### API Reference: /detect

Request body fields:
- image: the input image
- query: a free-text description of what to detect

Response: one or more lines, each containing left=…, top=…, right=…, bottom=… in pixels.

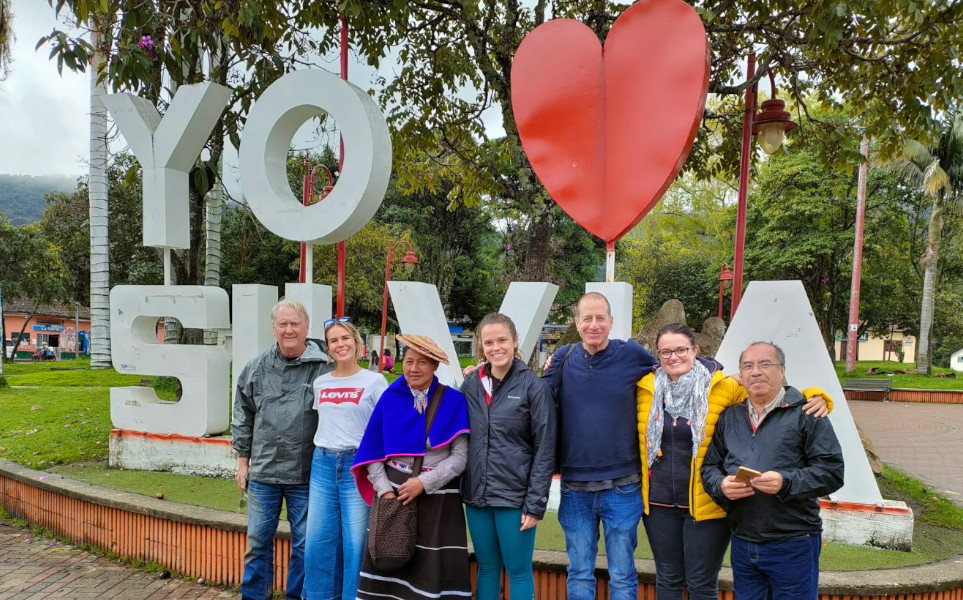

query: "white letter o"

left=239, top=70, right=392, bottom=243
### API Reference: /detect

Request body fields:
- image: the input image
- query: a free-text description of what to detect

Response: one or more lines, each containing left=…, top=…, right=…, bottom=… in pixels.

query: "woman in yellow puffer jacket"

left=636, top=323, right=830, bottom=600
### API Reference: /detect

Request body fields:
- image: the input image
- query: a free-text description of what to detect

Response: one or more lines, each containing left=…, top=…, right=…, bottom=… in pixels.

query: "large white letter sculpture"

left=239, top=69, right=392, bottom=243
left=103, top=82, right=232, bottom=249
left=388, top=281, right=560, bottom=387
left=110, top=286, right=231, bottom=437
left=715, top=281, right=879, bottom=503
left=108, top=70, right=392, bottom=437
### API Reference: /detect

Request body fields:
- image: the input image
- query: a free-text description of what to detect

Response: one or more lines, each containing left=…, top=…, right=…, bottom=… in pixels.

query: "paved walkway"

left=849, top=399, right=963, bottom=505
left=0, top=519, right=238, bottom=600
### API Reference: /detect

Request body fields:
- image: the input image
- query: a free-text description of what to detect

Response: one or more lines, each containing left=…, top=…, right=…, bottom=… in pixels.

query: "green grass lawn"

left=3, top=357, right=963, bottom=571
left=834, top=360, right=963, bottom=390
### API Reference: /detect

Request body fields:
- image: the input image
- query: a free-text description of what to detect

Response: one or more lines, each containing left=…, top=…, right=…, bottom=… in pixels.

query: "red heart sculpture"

left=511, top=0, right=710, bottom=243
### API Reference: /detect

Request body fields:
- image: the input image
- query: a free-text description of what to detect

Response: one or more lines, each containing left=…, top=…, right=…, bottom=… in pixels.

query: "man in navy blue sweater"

left=542, top=292, right=658, bottom=600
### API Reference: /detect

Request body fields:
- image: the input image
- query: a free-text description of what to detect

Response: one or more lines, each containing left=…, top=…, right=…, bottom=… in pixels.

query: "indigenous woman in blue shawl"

left=351, top=334, right=471, bottom=600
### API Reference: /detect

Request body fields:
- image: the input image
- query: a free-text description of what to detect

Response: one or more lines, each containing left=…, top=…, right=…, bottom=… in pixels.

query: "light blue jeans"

left=465, top=506, right=537, bottom=600
left=558, top=481, right=644, bottom=600
left=303, top=447, right=370, bottom=600
left=241, top=480, right=309, bottom=600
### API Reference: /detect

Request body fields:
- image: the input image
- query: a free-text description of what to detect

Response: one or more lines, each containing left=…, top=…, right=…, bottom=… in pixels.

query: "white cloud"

left=0, top=0, right=89, bottom=176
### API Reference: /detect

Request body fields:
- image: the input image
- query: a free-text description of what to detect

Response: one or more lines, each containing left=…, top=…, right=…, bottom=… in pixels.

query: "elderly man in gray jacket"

left=232, top=299, right=333, bottom=600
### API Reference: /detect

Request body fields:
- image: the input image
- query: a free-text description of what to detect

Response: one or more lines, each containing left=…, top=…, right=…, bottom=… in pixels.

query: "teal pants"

left=465, top=505, right=538, bottom=600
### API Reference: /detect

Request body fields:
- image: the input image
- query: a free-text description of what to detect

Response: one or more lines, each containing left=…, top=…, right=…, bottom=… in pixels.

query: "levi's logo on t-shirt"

left=318, top=388, right=364, bottom=404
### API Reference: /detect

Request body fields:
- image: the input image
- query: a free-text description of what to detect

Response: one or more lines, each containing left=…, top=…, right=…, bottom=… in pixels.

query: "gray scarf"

left=645, top=359, right=713, bottom=468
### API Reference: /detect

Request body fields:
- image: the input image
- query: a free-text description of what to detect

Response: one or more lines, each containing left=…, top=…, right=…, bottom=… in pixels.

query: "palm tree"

left=89, top=25, right=112, bottom=369
left=893, top=110, right=963, bottom=374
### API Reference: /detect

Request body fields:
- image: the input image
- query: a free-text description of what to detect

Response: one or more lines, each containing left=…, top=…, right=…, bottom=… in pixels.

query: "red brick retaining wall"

left=844, top=388, right=963, bottom=404
left=1, top=460, right=961, bottom=599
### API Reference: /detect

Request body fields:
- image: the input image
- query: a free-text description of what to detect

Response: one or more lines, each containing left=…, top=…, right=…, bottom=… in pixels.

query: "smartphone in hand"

left=735, top=466, right=762, bottom=483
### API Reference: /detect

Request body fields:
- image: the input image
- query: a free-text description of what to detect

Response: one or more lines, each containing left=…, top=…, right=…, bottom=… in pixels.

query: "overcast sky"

left=0, top=1, right=505, bottom=183
left=1, top=1, right=89, bottom=176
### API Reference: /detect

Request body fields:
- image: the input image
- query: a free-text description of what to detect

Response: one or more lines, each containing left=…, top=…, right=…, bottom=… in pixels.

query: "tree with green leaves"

left=41, top=0, right=310, bottom=346
left=39, top=154, right=164, bottom=307
left=0, top=220, right=71, bottom=361
left=233, top=0, right=963, bottom=282
left=744, top=102, right=955, bottom=359
left=377, top=179, right=502, bottom=324
left=892, top=110, right=963, bottom=374
left=618, top=172, right=734, bottom=330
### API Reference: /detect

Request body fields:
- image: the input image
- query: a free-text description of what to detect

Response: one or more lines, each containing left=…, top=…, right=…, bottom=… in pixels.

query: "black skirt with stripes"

left=357, top=465, right=471, bottom=600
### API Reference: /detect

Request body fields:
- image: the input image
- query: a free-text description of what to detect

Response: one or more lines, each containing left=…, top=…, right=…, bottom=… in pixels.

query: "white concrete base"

left=820, top=498, right=914, bottom=551
left=109, top=429, right=237, bottom=479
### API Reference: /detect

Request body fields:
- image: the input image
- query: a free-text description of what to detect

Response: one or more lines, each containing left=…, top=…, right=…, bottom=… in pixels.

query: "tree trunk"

left=203, top=153, right=224, bottom=345
left=521, top=209, right=553, bottom=282
left=88, top=28, right=112, bottom=369
left=917, top=251, right=937, bottom=374
left=203, top=39, right=227, bottom=346
left=916, top=201, right=942, bottom=375
left=12, top=301, right=40, bottom=362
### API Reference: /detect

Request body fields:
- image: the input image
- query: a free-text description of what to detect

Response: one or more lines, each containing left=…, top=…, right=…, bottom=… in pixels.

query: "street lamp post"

left=299, top=161, right=334, bottom=284
left=730, top=54, right=798, bottom=319
left=718, top=263, right=734, bottom=319
left=379, top=239, right=419, bottom=372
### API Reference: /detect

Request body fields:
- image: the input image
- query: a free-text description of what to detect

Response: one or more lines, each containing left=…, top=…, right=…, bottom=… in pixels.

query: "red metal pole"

left=299, top=159, right=311, bottom=283
left=378, top=241, right=393, bottom=373
left=718, top=278, right=725, bottom=320
left=730, top=52, right=756, bottom=319
left=336, top=14, right=348, bottom=317
left=846, top=136, right=870, bottom=372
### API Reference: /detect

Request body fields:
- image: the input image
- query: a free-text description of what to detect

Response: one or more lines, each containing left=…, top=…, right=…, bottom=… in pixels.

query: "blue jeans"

left=304, top=447, right=370, bottom=600
left=558, top=481, right=644, bottom=600
left=730, top=533, right=822, bottom=600
left=241, top=480, right=310, bottom=600
left=642, top=505, right=731, bottom=600
left=465, top=506, right=537, bottom=600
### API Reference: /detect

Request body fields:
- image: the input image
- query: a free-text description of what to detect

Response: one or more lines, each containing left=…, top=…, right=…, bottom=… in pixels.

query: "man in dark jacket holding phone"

left=701, top=341, right=844, bottom=600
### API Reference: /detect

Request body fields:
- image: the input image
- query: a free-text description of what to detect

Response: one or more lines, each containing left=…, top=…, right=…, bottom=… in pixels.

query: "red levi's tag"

left=317, top=388, right=364, bottom=405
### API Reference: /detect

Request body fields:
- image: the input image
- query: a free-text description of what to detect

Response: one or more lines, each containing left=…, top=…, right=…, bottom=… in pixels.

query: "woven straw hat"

left=396, top=334, right=450, bottom=365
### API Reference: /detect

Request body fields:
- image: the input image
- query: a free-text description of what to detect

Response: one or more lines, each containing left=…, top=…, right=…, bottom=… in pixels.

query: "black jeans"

left=642, top=505, right=731, bottom=600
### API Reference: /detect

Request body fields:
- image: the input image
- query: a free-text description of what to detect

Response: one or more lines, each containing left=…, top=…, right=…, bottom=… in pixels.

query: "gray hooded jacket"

left=232, top=339, right=332, bottom=485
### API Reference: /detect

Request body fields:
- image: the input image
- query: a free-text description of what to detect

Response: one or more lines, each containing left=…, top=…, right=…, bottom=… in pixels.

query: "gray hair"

left=739, top=341, right=786, bottom=366
left=270, top=298, right=310, bottom=326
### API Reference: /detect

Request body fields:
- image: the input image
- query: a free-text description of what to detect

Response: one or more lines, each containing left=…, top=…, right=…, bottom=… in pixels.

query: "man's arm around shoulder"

left=626, top=338, right=658, bottom=373
left=540, top=344, right=572, bottom=389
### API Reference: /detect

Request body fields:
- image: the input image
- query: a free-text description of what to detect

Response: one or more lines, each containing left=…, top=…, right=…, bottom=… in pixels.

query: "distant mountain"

left=0, top=174, right=79, bottom=226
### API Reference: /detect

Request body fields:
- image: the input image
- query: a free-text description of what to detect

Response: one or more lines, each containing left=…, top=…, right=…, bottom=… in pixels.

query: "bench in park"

left=843, top=378, right=892, bottom=402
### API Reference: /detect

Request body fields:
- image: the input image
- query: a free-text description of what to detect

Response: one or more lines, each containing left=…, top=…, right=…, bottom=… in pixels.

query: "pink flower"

left=140, top=35, right=157, bottom=59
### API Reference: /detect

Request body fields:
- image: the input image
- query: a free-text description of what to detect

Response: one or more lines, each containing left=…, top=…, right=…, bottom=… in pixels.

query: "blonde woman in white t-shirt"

left=304, top=318, right=389, bottom=600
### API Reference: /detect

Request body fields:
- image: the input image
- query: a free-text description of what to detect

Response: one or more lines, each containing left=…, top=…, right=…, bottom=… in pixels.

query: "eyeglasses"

left=323, top=316, right=351, bottom=327
left=739, top=361, right=783, bottom=371
left=656, top=346, right=694, bottom=360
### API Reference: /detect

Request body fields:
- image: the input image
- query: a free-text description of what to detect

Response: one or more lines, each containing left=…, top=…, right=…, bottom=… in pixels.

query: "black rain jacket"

left=461, top=358, right=557, bottom=519
left=700, top=386, right=845, bottom=542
